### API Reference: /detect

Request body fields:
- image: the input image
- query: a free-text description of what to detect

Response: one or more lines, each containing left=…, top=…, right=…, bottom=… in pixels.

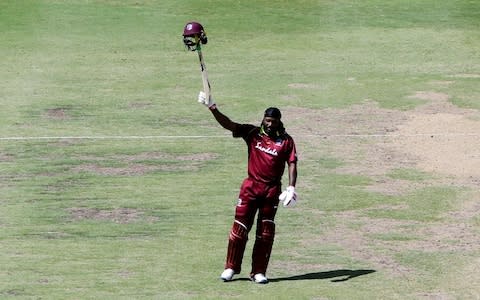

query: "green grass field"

left=1, top=1, right=480, bottom=299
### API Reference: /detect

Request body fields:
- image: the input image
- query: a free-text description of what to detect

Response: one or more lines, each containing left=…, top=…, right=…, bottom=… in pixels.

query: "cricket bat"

left=197, top=45, right=211, bottom=102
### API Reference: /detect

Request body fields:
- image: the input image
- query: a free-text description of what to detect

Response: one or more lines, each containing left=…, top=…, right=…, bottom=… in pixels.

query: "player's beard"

left=261, top=119, right=285, bottom=138
left=261, top=123, right=277, bottom=138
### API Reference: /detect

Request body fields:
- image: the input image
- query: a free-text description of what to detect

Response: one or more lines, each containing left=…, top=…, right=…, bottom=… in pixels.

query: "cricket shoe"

left=251, top=273, right=268, bottom=284
left=220, top=268, right=235, bottom=282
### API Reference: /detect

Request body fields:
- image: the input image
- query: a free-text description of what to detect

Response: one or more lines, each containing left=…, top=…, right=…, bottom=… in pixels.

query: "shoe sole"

left=253, top=280, right=268, bottom=284
left=251, top=277, right=268, bottom=284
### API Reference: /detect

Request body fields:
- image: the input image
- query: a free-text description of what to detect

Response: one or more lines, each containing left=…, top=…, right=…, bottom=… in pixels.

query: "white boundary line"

left=304, top=133, right=480, bottom=138
left=0, top=135, right=231, bottom=141
left=0, top=133, right=479, bottom=141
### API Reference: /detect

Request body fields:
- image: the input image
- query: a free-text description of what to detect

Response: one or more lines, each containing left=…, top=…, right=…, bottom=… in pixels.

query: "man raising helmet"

left=198, top=92, right=298, bottom=284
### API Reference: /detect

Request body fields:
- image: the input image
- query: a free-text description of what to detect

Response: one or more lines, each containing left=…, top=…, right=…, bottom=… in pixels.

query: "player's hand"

left=279, top=186, right=297, bottom=208
left=198, top=91, right=216, bottom=109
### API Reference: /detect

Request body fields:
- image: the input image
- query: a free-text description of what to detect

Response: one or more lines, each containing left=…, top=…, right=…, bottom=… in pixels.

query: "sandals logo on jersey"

left=255, top=141, right=278, bottom=156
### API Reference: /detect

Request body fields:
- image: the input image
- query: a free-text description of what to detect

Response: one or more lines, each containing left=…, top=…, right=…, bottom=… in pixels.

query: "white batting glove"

left=198, top=91, right=216, bottom=108
left=279, top=186, right=297, bottom=208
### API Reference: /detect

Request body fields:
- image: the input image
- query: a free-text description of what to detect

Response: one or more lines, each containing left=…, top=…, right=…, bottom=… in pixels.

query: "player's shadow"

left=269, top=269, right=376, bottom=283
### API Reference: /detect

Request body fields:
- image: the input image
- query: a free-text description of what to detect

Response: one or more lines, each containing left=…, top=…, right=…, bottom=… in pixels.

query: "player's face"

left=262, top=117, right=280, bottom=136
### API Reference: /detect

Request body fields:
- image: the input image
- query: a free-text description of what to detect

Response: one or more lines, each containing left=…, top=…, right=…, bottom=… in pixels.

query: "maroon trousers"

left=224, top=178, right=281, bottom=276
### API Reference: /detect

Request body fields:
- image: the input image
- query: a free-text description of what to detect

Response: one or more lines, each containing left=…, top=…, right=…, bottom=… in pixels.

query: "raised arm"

left=209, top=106, right=238, bottom=132
left=198, top=91, right=238, bottom=132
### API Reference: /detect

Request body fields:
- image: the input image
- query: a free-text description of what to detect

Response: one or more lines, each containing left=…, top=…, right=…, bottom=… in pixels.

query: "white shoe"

left=252, top=273, right=268, bottom=284
left=220, top=268, right=235, bottom=281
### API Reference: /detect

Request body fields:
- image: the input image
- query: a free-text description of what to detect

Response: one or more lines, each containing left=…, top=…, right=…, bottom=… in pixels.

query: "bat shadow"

left=269, top=269, right=376, bottom=283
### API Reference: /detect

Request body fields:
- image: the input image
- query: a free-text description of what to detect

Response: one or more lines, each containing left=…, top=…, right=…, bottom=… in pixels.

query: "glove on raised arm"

left=198, top=91, right=216, bottom=109
left=279, top=186, right=297, bottom=208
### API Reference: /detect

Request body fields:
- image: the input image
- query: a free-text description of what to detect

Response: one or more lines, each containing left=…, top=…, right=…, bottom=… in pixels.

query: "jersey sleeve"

left=232, top=124, right=257, bottom=140
left=286, top=136, right=298, bottom=164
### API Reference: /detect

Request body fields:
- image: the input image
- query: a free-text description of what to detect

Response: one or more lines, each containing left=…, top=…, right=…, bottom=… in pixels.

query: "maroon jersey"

left=233, top=124, right=297, bottom=185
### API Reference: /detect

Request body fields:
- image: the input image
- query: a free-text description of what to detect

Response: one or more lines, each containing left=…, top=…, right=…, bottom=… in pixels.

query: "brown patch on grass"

left=115, top=152, right=217, bottom=162
left=408, top=91, right=449, bottom=102
left=285, top=95, right=480, bottom=194
left=117, top=270, right=135, bottom=279
left=429, top=80, right=455, bottom=86
left=409, top=91, right=478, bottom=116
left=363, top=179, right=424, bottom=196
left=281, top=90, right=479, bottom=279
left=367, top=200, right=480, bottom=254
left=285, top=102, right=416, bottom=194
left=67, top=207, right=155, bottom=224
left=449, top=73, right=480, bottom=78
left=286, top=101, right=406, bottom=137
left=72, top=152, right=218, bottom=175
left=72, top=163, right=165, bottom=176
left=128, top=101, right=153, bottom=109
left=416, top=292, right=453, bottom=300
left=390, top=94, right=480, bottom=186
left=288, top=83, right=321, bottom=89
left=44, top=107, right=70, bottom=120
left=0, top=153, right=14, bottom=162
left=316, top=206, right=480, bottom=276
left=318, top=211, right=415, bottom=276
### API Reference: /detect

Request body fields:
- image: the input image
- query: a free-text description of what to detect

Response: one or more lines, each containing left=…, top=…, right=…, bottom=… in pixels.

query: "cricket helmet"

left=183, top=21, right=207, bottom=51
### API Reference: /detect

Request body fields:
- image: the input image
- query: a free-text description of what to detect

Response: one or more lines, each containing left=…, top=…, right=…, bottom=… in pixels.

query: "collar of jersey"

left=260, top=126, right=281, bottom=139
